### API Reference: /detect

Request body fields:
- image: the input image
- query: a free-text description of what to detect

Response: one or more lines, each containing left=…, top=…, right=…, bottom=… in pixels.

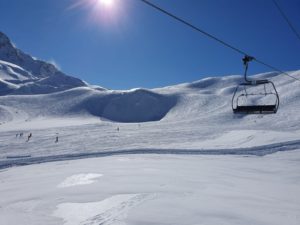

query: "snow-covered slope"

left=0, top=31, right=300, bottom=159
left=0, top=32, right=300, bottom=225
left=1, top=30, right=299, bottom=125
left=1, top=69, right=299, bottom=124
left=0, top=87, right=177, bottom=123
left=0, top=69, right=300, bottom=163
left=0, top=32, right=87, bottom=95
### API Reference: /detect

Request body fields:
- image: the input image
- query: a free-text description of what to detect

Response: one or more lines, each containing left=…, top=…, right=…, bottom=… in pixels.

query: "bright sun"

left=97, top=0, right=114, bottom=7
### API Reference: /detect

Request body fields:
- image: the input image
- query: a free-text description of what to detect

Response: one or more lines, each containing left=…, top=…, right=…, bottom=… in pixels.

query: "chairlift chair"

left=232, top=56, right=279, bottom=114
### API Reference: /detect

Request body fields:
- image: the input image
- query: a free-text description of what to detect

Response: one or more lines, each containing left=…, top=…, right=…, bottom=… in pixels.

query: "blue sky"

left=1, top=0, right=300, bottom=89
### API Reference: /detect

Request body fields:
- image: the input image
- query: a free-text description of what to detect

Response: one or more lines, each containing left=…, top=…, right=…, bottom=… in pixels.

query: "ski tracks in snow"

left=53, top=193, right=155, bottom=225
left=1, top=139, right=300, bottom=169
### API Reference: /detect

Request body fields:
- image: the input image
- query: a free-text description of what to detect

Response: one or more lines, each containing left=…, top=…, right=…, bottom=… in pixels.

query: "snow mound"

left=0, top=87, right=178, bottom=123
left=70, top=88, right=178, bottom=122
left=59, top=88, right=178, bottom=122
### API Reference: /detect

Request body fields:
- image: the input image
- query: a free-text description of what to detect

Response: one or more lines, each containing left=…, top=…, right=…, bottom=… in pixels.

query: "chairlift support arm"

left=243, top=55, right=255, bottom=83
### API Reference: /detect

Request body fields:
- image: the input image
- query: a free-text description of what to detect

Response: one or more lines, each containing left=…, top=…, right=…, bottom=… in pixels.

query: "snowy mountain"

left=1, top=68, right=300, bottom=124
left=2, top=31, right=299, bottom=124
left=0, top=32, right=87, bottom=95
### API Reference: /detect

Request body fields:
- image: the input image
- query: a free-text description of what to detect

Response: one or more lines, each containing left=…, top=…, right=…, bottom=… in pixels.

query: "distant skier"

left=117, top=127, right=120, bottom=132
left=16, top=133, right=18, bottom=138
left=55, top=136, right=58, bottom=143
left=20, top=132, right=23, bottom=138
left=27, top=133, right=32, bottom=142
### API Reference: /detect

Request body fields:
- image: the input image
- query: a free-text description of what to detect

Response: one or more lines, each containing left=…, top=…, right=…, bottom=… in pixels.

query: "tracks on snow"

left=1, top=139, right=300, bottom=169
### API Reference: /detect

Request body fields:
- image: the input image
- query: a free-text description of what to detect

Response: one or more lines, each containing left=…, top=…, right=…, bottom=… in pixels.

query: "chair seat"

left=233, top=105, right=277, bottom=113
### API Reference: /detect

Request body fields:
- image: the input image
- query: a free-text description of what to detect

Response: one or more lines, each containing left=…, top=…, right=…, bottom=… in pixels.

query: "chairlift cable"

left=139, top=0, right=300, bottom=82
left=253, top=58, right=300, bottom=81
left=140, top=0, right=247, bottom=56
left=272, top=0, right=300, bottom=42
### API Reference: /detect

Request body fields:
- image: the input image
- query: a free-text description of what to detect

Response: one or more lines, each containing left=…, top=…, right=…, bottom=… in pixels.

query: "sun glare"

left=97, top=0, right=114, bottom=7
left=68, top=0, right=125, bottom=28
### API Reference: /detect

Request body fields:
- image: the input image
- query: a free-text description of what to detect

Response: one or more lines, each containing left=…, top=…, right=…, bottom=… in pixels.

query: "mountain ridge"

left=0, top=31, right=87, bottom=95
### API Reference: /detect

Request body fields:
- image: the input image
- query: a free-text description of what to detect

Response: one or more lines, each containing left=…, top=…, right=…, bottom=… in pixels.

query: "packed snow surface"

left=1, top=153, right=300, bottom=225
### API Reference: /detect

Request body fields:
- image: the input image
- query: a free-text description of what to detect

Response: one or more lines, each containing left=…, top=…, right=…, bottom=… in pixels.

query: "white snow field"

left=0, top=31, right=300, bottom=224
left=1, top=153, right=300, bottom=225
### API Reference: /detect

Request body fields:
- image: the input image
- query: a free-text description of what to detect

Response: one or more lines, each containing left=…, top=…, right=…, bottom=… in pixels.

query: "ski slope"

left=0, top=32, right=300, bottom=225
left=1, top=61, right=300, bottom=225
left=1, top=69, right=300, bottom=166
